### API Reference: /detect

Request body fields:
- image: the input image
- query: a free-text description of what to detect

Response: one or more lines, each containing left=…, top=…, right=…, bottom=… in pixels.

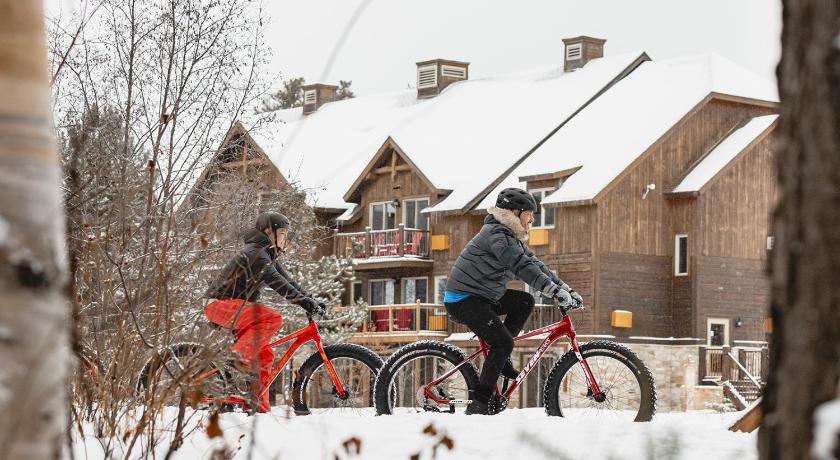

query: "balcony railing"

left=360, top=303, right=448, bottom=334
left=335, top=224, right=430, bottom=259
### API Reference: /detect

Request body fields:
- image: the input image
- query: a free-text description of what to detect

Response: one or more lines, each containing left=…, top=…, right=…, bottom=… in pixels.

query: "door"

left=708, top=318, right=729, bottom=346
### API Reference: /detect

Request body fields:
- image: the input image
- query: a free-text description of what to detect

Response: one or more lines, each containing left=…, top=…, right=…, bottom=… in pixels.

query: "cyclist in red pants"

left=205, top=212, right=325, bottom=413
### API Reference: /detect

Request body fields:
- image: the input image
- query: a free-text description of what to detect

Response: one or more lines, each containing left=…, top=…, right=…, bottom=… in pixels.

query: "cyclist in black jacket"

left=444, top=188, right=582, bottom=415
left=204, top=212, right=324, bottom=412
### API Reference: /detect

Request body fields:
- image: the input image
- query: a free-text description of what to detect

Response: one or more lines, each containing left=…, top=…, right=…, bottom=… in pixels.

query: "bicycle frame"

left=196, top=319, right=347, bottom=406
left=422, top=313, right=604, bottom=406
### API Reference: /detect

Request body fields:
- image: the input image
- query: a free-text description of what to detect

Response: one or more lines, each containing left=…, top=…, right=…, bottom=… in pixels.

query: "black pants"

left=445, top=290, right=535, bottom=388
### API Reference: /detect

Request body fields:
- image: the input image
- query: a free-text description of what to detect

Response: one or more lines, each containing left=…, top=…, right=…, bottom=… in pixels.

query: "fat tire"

left=292, top=343, right=384, bottom=415
left=135, top=342, right=206, bottom=393
left=374, top=340, right=480, bottom=415
left=543, top=340, right=657, bottom=421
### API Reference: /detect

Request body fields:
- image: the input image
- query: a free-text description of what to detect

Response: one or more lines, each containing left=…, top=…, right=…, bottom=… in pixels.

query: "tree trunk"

left=0, top=2, right=70, bottom=459
left=758, top=1, right=840, bottom=459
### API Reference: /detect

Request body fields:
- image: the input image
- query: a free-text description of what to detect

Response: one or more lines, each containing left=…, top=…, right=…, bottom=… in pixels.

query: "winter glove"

left=298, top=297, right=326, bottom=316
left=568, top=289, right=584, bottom=309
left=553, top=289, right=573, bottom=308
left=542, top=283, right=572, bottom=307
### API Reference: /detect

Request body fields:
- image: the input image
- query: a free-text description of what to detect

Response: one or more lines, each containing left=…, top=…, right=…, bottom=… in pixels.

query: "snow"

left=672, top=115, right=778, bottom=193
left=71, top=407, right=759, bottom=459
left=352, top=256, right=434, bottom=265
left=477, top=53, right=779, bottom=210
left=247, top=52, right=647, bottom=212
left=813, top=383, right=840, bottom=459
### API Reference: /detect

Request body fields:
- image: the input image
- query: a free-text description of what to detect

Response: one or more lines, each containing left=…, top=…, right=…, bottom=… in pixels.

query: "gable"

left=343, top=137, right=441, bottom=204
left=187, top=122, right=288, bottom=212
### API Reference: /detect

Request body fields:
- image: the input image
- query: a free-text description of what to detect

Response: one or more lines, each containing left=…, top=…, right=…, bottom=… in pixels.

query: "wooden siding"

left=598, top=253, right=673, bottom=338
left=698, top=134, right=777, bottom=259
left=596, top=99, right=776, bottom=256
left=668, top=198, right=695, bottom=337
left=339, top=148, right=439, bottom=234
left=694, top=256, right=770, bottom=342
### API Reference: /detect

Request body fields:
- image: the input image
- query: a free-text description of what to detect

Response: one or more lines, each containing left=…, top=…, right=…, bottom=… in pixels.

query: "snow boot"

left=501, top=359, right=519, bottom=380
left=465, top=384, right=494, bottom=415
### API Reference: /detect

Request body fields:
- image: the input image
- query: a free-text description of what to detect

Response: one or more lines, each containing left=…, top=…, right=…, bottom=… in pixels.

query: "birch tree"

left=0, top=2, right=69, bottom=459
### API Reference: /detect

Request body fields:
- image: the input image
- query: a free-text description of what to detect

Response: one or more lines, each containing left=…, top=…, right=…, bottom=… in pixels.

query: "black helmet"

left=255, top=212, right=290, bottom=232
left=496, top=188, right=537, bottom=212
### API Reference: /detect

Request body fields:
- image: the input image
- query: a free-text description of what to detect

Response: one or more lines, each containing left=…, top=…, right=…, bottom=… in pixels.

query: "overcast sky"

left=46, top=0, right=782, bottom=97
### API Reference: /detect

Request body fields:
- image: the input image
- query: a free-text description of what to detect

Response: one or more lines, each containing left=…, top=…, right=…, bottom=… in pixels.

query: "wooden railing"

left=699, top=345, right=769, bottom=384
left=361, top=303, right=448, bottom=334
left=334, top=224, right=430, bottom=259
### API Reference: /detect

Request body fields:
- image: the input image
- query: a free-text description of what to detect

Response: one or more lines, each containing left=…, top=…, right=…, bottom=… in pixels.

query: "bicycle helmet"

left=255, top=212, right=290, bottom=232
left=495, top=188, right=537, bottom=212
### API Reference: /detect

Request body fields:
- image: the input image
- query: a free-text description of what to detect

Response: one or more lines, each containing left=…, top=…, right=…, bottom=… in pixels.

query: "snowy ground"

left=73, top=407, right=756, bottom=460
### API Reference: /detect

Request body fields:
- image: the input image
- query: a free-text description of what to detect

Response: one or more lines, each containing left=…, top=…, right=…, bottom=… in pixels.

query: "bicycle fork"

left=570, top=338, right=606, bottom=402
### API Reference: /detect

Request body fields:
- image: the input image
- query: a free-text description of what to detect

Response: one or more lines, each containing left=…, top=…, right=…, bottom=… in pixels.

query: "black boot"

left=466, top=384, right=493, bottom=415
left=501, top=359, right=519, bottom=380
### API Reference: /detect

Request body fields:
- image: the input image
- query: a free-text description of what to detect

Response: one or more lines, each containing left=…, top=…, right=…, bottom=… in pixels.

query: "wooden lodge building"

left=190, top=37, right=779, bottom=410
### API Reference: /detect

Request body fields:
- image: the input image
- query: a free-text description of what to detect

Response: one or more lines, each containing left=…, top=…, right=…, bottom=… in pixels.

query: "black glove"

left=298, top=297, right=325, bottom=316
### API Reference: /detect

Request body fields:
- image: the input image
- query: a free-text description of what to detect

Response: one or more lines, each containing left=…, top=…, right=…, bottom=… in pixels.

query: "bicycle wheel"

left=136, top=342, right=232, bottom=407
left=292, top=343, right=383, bottom=416
left=374, top=341, right=479, bottom=415
left=543, top=340, right=656, bottom=421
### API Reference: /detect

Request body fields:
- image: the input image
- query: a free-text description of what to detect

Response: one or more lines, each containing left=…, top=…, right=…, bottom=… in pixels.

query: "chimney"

left=562, top=36, right=606, bottom=72
left=302, top=83, right=338, bottom=115
left=416, top=59, right=469, bottom=99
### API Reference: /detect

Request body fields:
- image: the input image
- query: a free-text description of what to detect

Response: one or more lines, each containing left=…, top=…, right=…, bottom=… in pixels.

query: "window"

left=350, top=281, right=363, bottom=305
left=707, top=318, right=729, bottom=346
left=675, top=234, right=688, bottom=276
left=370, top=202, right=397, bottom=230
left=303, top=89, right=317, bottom=105
left=402, top=277, right=428, bottom=304
left=434, top=276, right=447, bottom=304
left=767, top=236, right=775, bottom=250
left=530, top=188, right=556, bottom=228
left=369, top=279, right=394, bottom=305
left=403, top=198, right=430, bottom=230
left=566, top=43, right=582, bottom=61
left=417, top=65, right=437, bottom=89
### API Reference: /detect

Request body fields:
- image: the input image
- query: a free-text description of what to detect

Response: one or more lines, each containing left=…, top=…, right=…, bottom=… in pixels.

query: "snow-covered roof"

left=247, top=51, right=648, bottom=211
left=672, top=115, right=778, bottom=193
left=477, top=53, right=779, bottom=209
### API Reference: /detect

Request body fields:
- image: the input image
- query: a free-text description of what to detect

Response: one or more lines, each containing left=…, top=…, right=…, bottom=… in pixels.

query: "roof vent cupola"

left=302, top=83, right=339, bottom=115
left=416, top=59, right=470, bottom=99
left=562, top=36, right=606, bottom=72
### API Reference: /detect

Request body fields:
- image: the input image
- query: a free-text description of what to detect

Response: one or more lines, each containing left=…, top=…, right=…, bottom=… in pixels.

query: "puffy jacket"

left=446, top=207, right=566, bottom=303
left=206, top=229, right=306, bottom=302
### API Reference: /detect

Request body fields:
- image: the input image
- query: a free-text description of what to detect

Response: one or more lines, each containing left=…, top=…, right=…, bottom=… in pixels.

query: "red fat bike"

left=374, top=303, right=656, bottom=421
left=137, top=312, right=383, bottom=415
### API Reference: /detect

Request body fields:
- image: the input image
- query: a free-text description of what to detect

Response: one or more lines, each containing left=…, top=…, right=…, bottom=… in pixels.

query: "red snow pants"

left=204, top=299, right=283, bottom=413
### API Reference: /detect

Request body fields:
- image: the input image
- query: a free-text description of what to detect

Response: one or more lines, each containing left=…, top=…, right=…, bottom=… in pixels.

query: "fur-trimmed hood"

left=488, top=206, right=528, bottom=242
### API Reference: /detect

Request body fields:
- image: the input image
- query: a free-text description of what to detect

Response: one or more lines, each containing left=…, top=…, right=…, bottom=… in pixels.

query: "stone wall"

left=625, top=342, right=724, bottom=411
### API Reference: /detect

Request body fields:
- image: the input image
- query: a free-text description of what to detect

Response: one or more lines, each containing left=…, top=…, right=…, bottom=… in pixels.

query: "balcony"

left=348, top=303, right=449, bottom=345
left=335, top=225, right=432, bottom=269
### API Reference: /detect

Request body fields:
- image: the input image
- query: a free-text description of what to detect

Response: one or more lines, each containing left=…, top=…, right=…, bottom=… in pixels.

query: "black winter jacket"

left=446, top=208, right=566, bottom=303
left=206, top=229, right=306, bottom=302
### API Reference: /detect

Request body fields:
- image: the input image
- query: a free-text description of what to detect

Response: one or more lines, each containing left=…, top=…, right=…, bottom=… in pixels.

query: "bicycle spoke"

left=305, top=357, right=377, bottom=416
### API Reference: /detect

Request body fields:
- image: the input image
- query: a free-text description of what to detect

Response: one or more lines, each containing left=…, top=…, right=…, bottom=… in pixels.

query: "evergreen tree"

left=336, top=80, right=355, bottom=100
left=259, top=77, right=306, bottom=112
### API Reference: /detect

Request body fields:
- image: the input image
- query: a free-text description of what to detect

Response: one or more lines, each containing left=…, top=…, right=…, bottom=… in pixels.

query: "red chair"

left=394, top=308, right=413, bottom=330
left=372, top=310, right=391, bottom=332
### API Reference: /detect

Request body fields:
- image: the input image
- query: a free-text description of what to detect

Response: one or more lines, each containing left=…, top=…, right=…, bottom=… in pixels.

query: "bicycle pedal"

left=447, top=399, right=472, bottom=405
